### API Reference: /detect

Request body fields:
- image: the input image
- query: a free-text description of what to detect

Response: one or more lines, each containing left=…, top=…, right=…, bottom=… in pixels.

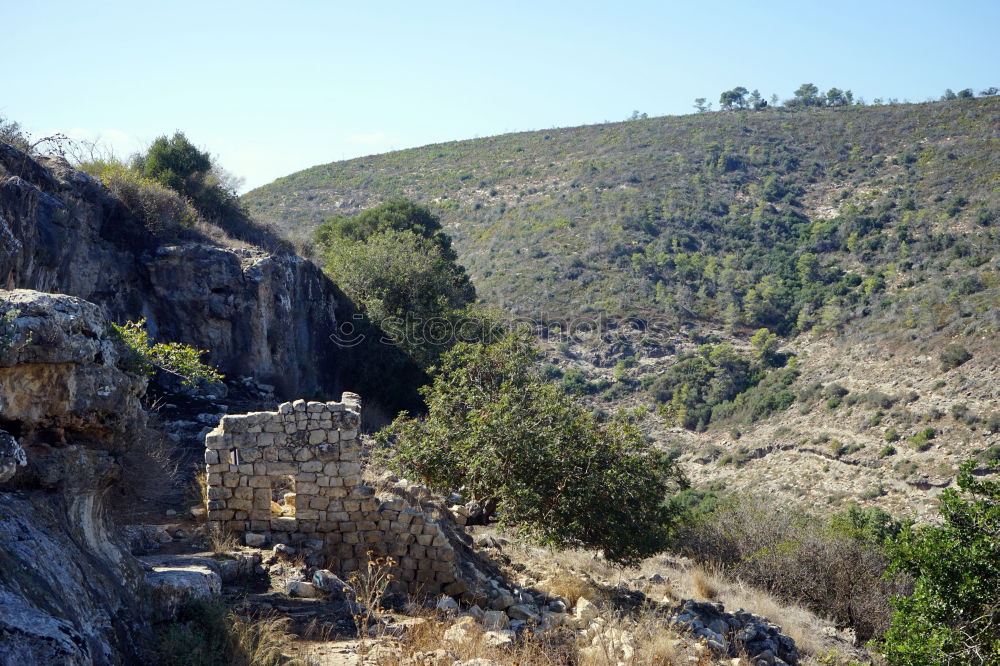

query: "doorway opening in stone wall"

left=270, top=474, right=296, bottom=517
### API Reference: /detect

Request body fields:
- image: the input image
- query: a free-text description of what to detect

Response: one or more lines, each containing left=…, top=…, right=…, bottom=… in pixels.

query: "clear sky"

left=3, top=0, right=997, bottom=191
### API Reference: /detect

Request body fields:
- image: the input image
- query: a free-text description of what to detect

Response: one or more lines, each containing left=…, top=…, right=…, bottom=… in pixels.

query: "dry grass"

left=379, top=613, right=577, bottom=665
left=691, top=565, right=720, bottom=601
left=208, top=523, right=238, bottom=555
left=227, top=613, right=305, bottom=666
left=538, top=571, right=598, bottom=606
left=668, top=563, right=828, bottom=658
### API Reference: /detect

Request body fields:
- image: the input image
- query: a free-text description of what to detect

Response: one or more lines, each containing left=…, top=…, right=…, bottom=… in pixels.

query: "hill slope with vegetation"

left=246, top=96, right=999, bottom=331
left=245, top=97, right=1000, bottom=526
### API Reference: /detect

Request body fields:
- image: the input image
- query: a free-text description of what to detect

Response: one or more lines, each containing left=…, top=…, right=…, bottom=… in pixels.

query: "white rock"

left=482, top=610, right=508, bottom=630
left=574, top=597, right=599, bottom=626
left=436, top=596, right=459, bottom=612
left=244, top=532, right=266, bottom=547
left=287, top=581, right=317, bottom=598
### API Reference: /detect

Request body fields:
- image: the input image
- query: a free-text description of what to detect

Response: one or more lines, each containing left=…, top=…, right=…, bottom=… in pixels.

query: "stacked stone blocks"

left=205, top=393, right=462, bottom=595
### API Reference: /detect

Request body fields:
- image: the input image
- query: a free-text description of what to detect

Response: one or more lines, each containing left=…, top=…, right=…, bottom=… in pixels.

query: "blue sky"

left=3, top=1, right=997, bottom=191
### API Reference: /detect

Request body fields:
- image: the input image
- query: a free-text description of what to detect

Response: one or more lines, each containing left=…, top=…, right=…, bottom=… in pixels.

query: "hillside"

left=245, top=97, right=999, bottom=326
left=245, top=97, right=1000, bottom=522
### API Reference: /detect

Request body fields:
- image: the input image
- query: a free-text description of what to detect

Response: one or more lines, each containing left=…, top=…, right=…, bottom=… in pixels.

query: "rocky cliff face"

left=0, top=290, right=151, bottom=665
left=0, top=144, right=342, bottom=397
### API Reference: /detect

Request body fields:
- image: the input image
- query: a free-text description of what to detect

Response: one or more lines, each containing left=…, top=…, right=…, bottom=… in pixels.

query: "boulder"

left=443, top=616, right=479, bottom=645
left=482, top=609, right=508, bottom=630
left=313, top=570, right=352, bottom=600
left=0, top=430, right=25, bottom=483
left=147, top=564, right=222, bottom=620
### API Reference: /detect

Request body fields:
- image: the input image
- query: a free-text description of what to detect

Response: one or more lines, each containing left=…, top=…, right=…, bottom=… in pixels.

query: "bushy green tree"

left=315, top=200, right=475, bottom=368
left=878, top=461, right=1000, bottom=664
left=788, top=83, right=823, bottom=107
left=720, top=86, right=749, bottom=111
left=133, top=131, right=240, bottom=221
left=377, top=335, right=688, bottom=566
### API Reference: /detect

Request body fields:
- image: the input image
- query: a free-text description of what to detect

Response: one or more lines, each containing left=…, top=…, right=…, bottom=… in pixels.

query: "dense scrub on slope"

left=245, top=97, right=1000, bottom=339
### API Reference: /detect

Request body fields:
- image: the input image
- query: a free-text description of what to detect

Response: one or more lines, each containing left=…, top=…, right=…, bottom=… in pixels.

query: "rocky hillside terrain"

left=1, top=142, right=343, bottom=398
left=244, top=97, right=1000, bottom=521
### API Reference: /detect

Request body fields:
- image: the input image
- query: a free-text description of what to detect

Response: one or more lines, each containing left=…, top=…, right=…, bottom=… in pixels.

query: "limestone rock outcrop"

left=0, top=291, right=151, bottom=665
left=0, top=145, right=342, bottom=397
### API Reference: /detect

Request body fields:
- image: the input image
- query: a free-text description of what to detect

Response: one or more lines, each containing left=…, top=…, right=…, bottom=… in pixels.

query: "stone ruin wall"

left=204, top=393, right=465, bottom=596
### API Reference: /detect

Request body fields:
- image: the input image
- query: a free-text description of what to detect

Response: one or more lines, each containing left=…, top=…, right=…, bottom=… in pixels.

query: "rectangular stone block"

left=206, top=486, right=228, bottom=500
left=227, top=498, right=252, bottom=511
left=410, top=545, right=426, bottom=559
left=277, top=448, right=294, bottom=462
left=271, top=517, right=297, bottom=532
left=300, top=460, right=323, bottom=473
left=250, top=520, right=270, bottom=531
left=205, top=432, right=226, bottom=450
left=241, top=448, right=262, bottom=462
left=222, top=473, right=240, bottom=488
left=268, top=462, right=296, bottom=475
left=208, top=509, right=234, bottom=521
left=416, top=534, right=433, bottom=546
left=233, top=486, right=253, bottom=500
left=220, top=414, right=249, bottom=433
left=249, top=476, right=270, bottom=488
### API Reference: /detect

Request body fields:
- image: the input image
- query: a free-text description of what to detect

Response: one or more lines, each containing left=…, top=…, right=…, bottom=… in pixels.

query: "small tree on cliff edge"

left=376, top=334, right=688, bottom=566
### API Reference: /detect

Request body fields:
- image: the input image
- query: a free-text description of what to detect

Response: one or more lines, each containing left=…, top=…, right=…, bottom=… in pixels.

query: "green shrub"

left=978, top=444, right=1000, bottom=467
left=877, top=461, right=1000, bottom=664
left=908, top=427, right=936, bottom=451
left=376, top=334, right=687, bottom=566
left=561, top=369, right=611, bottom=396
left=112, top=319, right=224, bottom=387
left=885, top=427, right=900, bottom=442
left=939, top=343, right=972, bottom=370
left=880, top=445, right=898, bottom=458
left=0, top=307, right=21, bottom=357
left=315, top=200, right=476, bottom=369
